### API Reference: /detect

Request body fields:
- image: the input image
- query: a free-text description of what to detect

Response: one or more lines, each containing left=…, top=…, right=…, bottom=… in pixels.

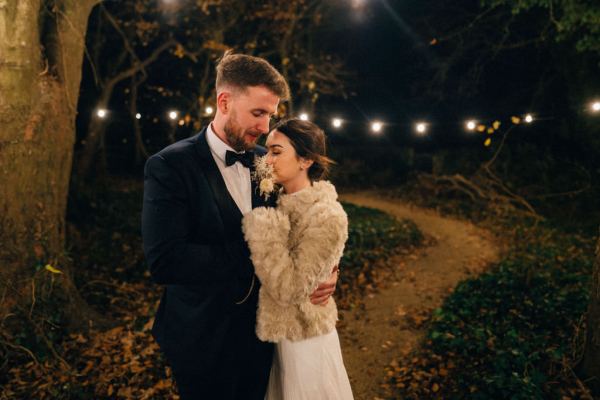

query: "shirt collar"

left=207, top=123, right=244, bottom=164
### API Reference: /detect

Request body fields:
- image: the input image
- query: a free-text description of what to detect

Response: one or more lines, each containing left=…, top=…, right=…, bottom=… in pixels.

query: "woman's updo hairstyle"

left=273, top=118, right=335, bottom=181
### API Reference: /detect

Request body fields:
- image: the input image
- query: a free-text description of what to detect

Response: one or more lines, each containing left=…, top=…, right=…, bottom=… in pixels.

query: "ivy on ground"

left=382, top=188, right=595, bottom=399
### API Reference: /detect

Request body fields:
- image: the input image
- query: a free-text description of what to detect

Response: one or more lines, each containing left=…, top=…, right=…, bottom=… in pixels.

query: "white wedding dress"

left=265, top=329, right=354, bottom=400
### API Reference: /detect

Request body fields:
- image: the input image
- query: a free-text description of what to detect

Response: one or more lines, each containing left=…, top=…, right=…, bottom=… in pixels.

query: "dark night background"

left=77, top=0, right=600, bottom=173
left=68, top=0, right=600, bottom=234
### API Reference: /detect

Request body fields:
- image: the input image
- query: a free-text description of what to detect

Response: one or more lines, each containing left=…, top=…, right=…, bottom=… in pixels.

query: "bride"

left=242, top=118, right=353, bottom=400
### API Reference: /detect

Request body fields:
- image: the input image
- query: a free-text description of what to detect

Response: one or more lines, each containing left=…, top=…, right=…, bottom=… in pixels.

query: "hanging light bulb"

left=415, top=122, right=428, bottom=135
left=371, top=121, right=383, bottom=134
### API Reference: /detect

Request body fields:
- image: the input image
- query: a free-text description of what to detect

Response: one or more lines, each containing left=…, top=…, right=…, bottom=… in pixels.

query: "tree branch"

left=105, top=38, right=177, bottom=89
left=100, top=4, right=141, bottom=66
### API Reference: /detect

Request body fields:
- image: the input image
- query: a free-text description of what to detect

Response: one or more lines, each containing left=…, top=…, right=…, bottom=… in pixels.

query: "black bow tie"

left=225, top=150, right=254, bottom=168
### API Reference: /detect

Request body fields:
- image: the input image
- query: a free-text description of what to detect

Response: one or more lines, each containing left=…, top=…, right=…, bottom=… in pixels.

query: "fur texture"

left=242, top=180, right=348, bottom=342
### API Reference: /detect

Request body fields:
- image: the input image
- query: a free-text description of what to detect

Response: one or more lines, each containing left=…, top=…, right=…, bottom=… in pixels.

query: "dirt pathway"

left=337, top=192, right=501, bottom=400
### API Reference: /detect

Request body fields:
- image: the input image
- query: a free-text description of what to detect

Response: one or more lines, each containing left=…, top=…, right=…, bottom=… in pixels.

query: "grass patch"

left=342, top=202, right=423, bottom=270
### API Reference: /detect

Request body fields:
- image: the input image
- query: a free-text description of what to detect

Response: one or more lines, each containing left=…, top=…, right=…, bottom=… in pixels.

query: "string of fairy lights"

left=94, top=100, right=600, bottom=147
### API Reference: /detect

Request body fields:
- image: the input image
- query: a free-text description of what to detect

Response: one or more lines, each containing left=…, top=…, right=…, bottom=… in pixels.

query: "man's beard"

left=224, top=117, right=256, bottom=152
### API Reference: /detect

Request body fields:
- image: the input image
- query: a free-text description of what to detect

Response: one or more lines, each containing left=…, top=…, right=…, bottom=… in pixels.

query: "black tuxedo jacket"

left=142, top=128, right=275, bottom=398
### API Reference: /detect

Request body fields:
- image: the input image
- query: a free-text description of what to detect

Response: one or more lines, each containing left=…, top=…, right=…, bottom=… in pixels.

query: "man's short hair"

left=216, top=51, right=290, bottom=100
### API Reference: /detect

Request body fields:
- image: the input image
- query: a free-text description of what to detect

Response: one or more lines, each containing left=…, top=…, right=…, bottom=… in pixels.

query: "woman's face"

left=265, top=130, right=311, bottom=185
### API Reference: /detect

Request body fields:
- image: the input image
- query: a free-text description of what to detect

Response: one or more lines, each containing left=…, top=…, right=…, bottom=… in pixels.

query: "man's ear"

left=216, top=91, right=231, bottom=114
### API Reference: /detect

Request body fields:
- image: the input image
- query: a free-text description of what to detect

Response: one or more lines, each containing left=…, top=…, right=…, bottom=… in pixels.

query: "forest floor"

left=10, top=184, right=593, bottom=399
left=337, top=192, right=502, bottom=400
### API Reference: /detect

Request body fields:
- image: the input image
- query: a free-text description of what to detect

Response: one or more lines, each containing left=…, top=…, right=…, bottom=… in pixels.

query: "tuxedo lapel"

left=194, top=129, right=244, bottom=239
left=250, top=160, right=262, bottom=209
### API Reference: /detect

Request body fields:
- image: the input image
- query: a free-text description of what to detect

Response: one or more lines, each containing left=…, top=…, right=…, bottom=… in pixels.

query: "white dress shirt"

left=206, top=124, right=253, bottom=215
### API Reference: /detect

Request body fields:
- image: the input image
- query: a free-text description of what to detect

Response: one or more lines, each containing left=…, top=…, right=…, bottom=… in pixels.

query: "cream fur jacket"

left=242, top=180, right=348, bottom=342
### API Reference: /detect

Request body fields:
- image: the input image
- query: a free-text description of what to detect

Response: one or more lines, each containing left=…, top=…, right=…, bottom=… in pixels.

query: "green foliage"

left=342, top=202, right=423, bottom=271
left=389, top=216, right=595, bottom=398
left=482, top=0, right=600, bottom=54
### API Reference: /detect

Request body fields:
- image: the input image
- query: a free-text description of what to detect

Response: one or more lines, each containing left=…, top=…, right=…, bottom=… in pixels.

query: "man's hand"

left=309, top=265, right=339, bottom=306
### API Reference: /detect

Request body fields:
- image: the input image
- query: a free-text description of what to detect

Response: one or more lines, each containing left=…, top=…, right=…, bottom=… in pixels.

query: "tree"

left=75, top=2, right=180, bottom=182
left=408, top=0, right=598, bottom=125
left=481, top=0, right=600, bottom=55
left=0, top=0, right=100, bottom=342
left=73, top=0, right=350, bottom=179
left=134, top=0, right=350, bottom=135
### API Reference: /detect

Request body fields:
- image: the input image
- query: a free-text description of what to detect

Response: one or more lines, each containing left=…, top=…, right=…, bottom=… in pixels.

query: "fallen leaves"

left=382, top=352, right=452, bottom=399
left=44, top=264, right=62, bottom=274
left=4, top=189, right=428, bottom=399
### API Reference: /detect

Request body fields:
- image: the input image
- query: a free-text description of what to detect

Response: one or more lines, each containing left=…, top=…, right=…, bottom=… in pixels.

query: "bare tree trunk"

left=167, top=122, right=177, bottom=144
left=77, top=79, right=116, bottom=182
left=75, top=39, right=176, bottom=182
left=0, top=0, right=100, bottom=328
left=129, top=75, right=149, bottom=167
left=196, top=59, right=213, bottom=127
left=579, top=228, right=600, bottom=394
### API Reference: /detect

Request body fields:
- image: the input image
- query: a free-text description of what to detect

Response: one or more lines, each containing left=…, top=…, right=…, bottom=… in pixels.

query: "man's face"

left=223, top=86, right=280, bottom=152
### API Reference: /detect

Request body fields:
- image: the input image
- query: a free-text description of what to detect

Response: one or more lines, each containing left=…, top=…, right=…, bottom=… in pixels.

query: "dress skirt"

left=265, top=329, right=354, bottom=400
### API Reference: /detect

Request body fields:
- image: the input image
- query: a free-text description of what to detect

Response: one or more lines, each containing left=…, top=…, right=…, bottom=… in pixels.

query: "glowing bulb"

left=205, top=106, right=214, bottom=115
left=169, top=111, right=178, bottom=120
left=332, top=118, right=343, bottom=128
left=524, top=114, right=533, bottom=123
left=96, top=109, right=107, bottom=118
left=415, top=122, right=428, bottom=135
left=135, top=113, right=142, bottom=120
left=466, top=120, right=477, bottom=131
left=592, top=102, right=600, bottom=112
left=371, top=121, right=383, bottom=133
left=299, top=113, right=309, bottom=121
left=352, top=0, right=365, bottom=8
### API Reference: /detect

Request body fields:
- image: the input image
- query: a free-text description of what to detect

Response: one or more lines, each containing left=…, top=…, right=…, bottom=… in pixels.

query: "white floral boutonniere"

left=252, top=155, right=278, bottom=201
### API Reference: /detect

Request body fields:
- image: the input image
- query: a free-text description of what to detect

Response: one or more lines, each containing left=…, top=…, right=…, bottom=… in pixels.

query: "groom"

left=142, top=52, right=338, bottom=399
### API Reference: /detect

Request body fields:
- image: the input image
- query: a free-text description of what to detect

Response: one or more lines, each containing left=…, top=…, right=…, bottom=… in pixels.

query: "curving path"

left=337, top=192, right=501, bottom=400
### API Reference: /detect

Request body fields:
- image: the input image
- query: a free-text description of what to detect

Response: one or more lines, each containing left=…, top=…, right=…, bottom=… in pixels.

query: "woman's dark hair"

left=273, top=118, right=335, bottom=181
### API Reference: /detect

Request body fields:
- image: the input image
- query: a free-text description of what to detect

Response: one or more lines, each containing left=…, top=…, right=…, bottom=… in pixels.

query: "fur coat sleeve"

left=242, top=202, right=347, bottom=306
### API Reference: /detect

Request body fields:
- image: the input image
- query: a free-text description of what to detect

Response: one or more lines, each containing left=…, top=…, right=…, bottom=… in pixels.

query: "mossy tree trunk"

left=0, top=0, right=100, bottom=328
